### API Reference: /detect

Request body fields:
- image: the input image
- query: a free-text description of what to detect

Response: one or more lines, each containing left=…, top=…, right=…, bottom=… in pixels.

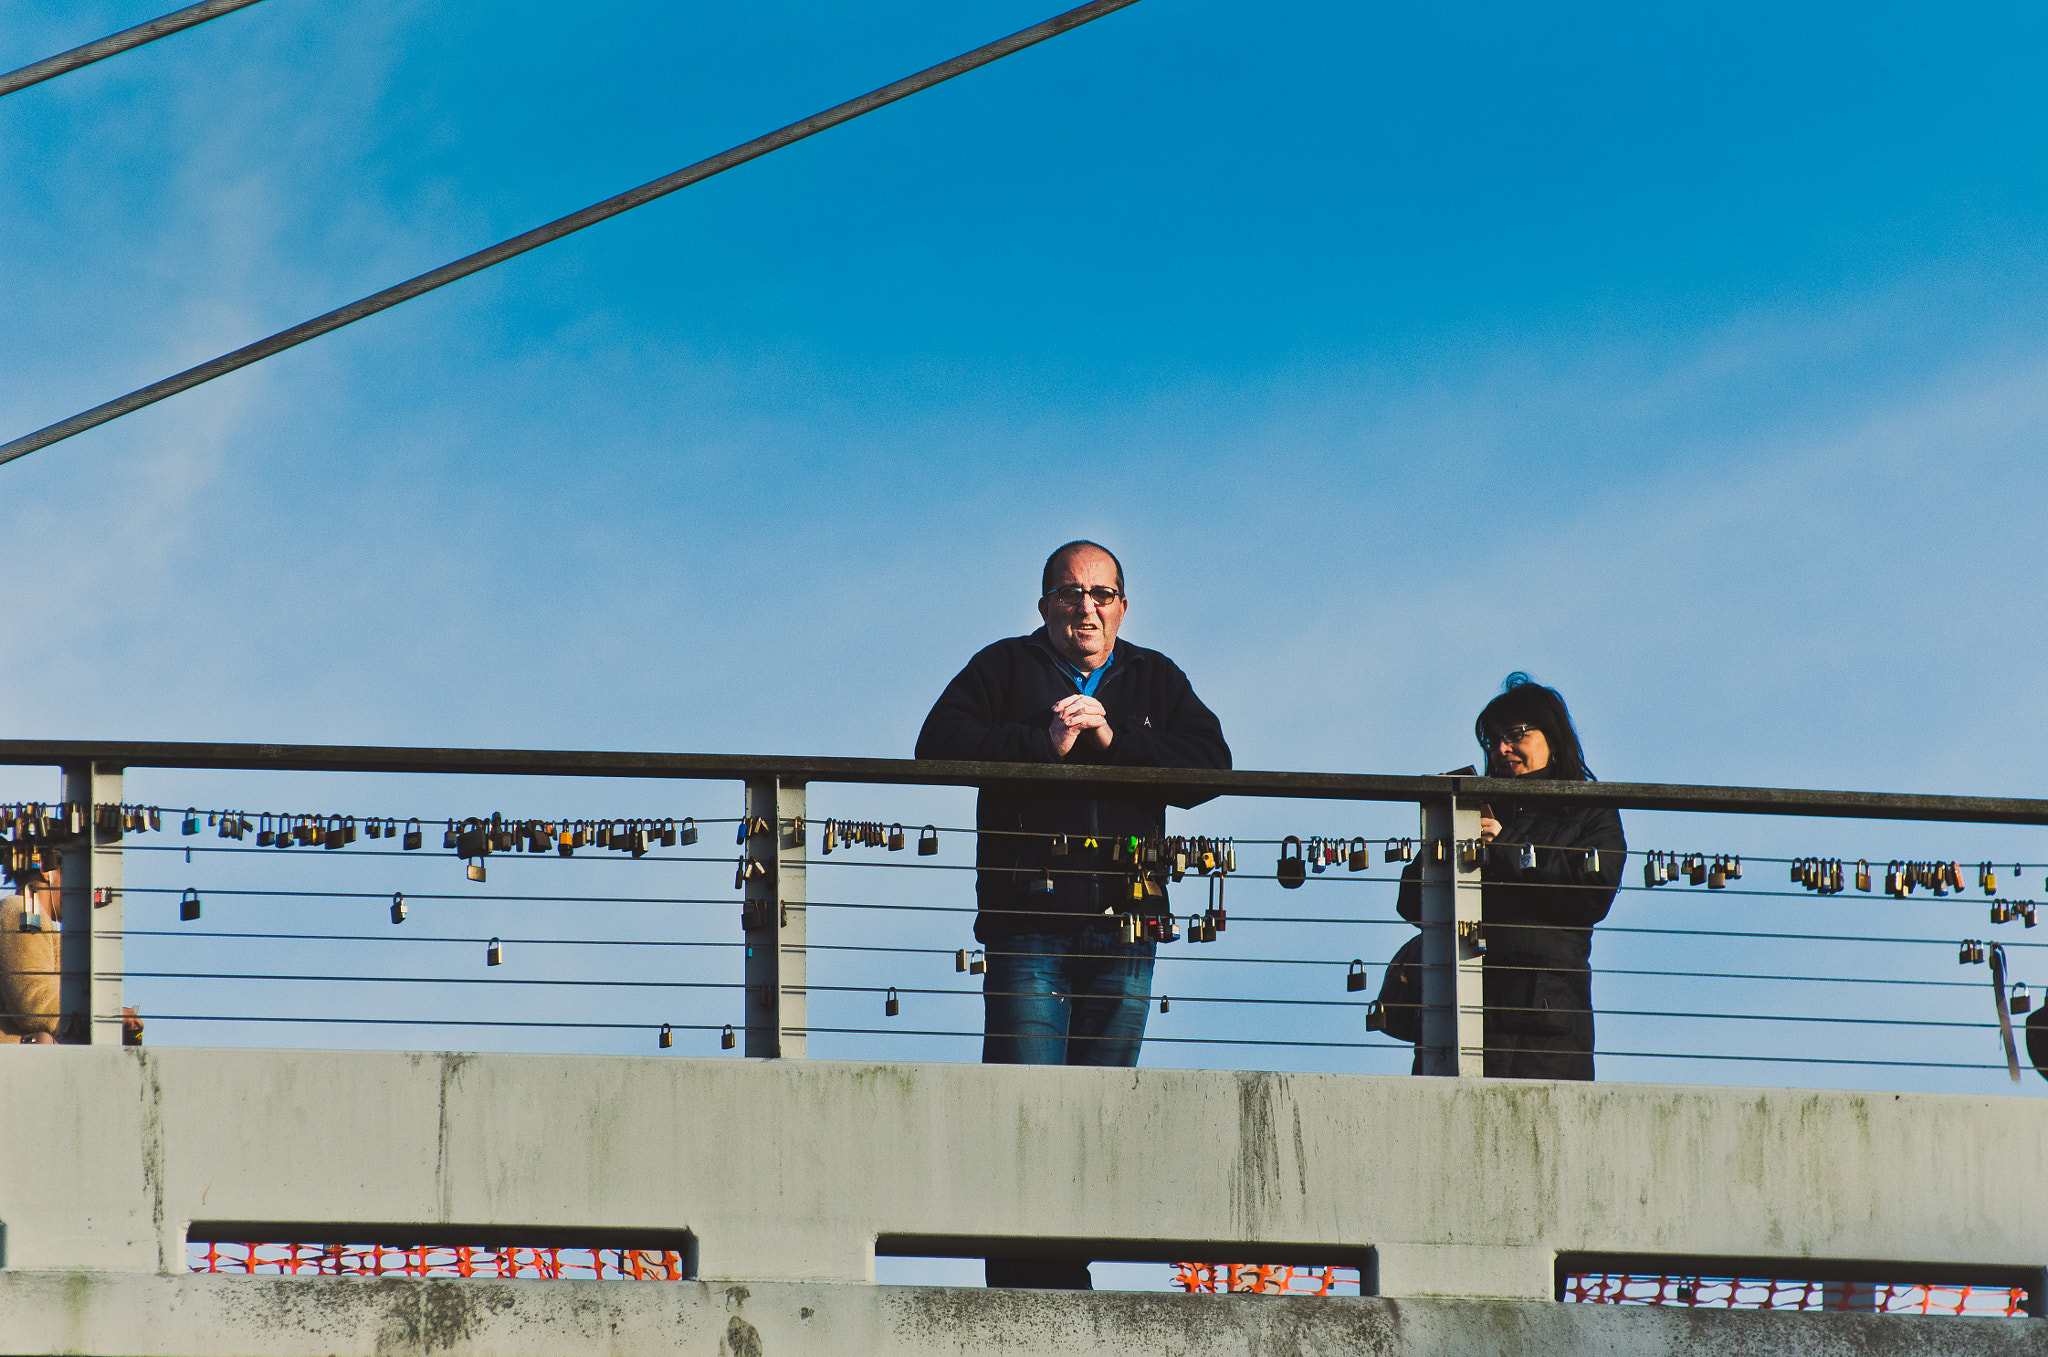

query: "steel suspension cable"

left=0, top=0, right=1145, bottom=468
left=0, top=0, right=271, bottom=99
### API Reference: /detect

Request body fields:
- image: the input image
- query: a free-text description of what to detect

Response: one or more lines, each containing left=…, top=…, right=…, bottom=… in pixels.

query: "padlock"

left=92, top=887, right=112, bottom=906
left=630, top=826, right=648, bottom=858
left=1277, top=836, right=1306, bottom=889
left=1225, top=843, right=1236, bottom=873
left=2026, top=903, right=2040, bottom=928
left=1854, top=860, right=1871, bottom=892
left=487, top=937, right=503, bottom=965
left=220, top=812, right=238, bottom=840
left=180, top=888, right=201, bottom=921
left=1985, top=864, right=1998, bottom=895
left=1347, top=959, right=1366, bottom=992
left=1130, top=876, right=1145, bottom=901
left=1458, top=919, right=1486, bottom=954
left=1365, top=999, right=1385, bottom=1032
left=296, top=817, right=318, bottom=846
left=1051, top=833, right=1070, bottom=857
left=885, top=988, right=900, bottom=1018
left=1726, top=855, right=1742, bottom=880
left=1030, top=870, right=1055, bottom=895
left=657, top=819, right=678, bottom=849
left=1519, top=842, right=1537, bottom=872
left=969, top=950, right=985, bottom=975
left=1162, top=916, right=1180, bottom=943
left=1118, top=914, right=1138, bottom=946
left=343, top=817, right=358, bottom=845
left=658, top=1023, right=673, bottom=1049
left=148, top=807, right=162, bottom=832
left=467, top=860, right=486, bottom=882
left=1459, top=839, right=1480, bottom=871
left=365, top=819, right=382, bottom=839
left=1582, top=847, right=1600, bottom=874
left=1159, top=995, right=1170, bottom=1014
left=1707, top=858, right=1726, bottom=890
left=182, top=809, right=199, bottom=836
left=2014, top=983, right=2033, bottom=1014
left=390, top=892, right=407, bottom=924
left=456, top=822, right=485, bottom=859
left=1310, top=837, right=1326, bottom=874
left=257, top=815, right=275, bottom=848
left=325, top=817, right=346, bottom=850
left=399, top=818, right=421, bottom=851
left=679, top=817, right=698, bottom=846
left=1348, top=838, right=1369, bottom=872
left=721, top=1025, right=737, bottom=1050
left=886, top=824, right=905, bottom=851
left=918, top=825, right=938, bottom=856
left=1958, top=940, right=1973, bottom=964
left=956, top=949, right=970, bottom=973
left=1992, top=902, right=2011, bottom=924
left=441, top=823, right=458, bottom=849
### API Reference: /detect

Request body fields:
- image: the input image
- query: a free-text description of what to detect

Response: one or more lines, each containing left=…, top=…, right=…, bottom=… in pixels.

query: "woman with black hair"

left=1394, top=673, right=1626, bottom=1079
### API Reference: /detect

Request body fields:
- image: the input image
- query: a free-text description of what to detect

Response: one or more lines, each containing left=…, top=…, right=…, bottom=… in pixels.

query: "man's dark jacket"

left=1394, top=795, right=1625, bottom=1079
left=915, top=629, right=1231, bottom=942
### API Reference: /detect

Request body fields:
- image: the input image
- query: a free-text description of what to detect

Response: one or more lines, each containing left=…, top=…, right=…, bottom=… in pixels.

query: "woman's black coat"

left=1395, top=798, right=1626, bottom=1079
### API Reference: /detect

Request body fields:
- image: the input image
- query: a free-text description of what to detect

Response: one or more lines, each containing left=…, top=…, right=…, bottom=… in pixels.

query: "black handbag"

left=1368, top=933, right=1423, bottom=1044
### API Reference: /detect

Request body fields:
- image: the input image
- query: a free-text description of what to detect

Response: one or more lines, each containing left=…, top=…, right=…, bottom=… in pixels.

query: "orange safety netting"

left=189, top=1242, right=684, bottom=1280
left=1171, top=1263, right=1359, bottom=1295
left=1563, top=1274, right=2029, bottom=1317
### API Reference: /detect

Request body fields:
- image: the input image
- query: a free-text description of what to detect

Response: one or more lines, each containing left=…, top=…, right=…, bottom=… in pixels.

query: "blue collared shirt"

left=1053, top=648, right=1113, bottom=696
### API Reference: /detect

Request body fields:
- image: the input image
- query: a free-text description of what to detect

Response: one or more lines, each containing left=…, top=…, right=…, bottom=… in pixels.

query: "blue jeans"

left=981, top=927, right=1155, bottom=1068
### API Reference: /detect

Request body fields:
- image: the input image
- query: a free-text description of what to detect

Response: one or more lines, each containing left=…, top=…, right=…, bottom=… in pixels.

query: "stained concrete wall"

left=0, top=1046, right=2044, bottom=1353
left=0, top=1273, right=2041, bottom=1357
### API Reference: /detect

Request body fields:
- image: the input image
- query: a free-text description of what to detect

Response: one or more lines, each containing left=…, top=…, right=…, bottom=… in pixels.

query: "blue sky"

left=3, top=0, right=2048, bottom=1114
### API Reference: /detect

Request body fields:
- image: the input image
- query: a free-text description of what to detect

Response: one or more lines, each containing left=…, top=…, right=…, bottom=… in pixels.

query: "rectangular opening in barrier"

left=185, top=1222, right=694, bottom=1281
left=1557, top=1254, right=2043, bottom=1318
left=875, top=1236, right=1373, bottom=1294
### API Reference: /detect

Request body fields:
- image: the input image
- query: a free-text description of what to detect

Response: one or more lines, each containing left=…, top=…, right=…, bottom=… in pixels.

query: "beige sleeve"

left=0, top=893, right=61, bottom=1037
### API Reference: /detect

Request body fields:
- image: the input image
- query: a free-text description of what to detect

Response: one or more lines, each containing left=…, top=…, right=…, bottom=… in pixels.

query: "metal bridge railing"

left=1, top=739, right=2043, bottom=1089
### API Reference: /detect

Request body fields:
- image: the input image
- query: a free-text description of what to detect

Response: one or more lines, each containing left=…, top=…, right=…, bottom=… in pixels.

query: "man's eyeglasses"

left=1490, top=724, right=1540, bottom=748
left=1043, top=585, right=1124, bottom=609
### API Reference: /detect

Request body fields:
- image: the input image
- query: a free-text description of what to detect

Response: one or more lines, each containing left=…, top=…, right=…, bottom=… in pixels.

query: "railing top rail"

left=0, top=740, right=2042, bottom=826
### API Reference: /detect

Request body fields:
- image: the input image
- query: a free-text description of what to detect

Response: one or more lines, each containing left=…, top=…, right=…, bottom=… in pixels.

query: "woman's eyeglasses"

left=1043, top=585, right=1124, bottom=608
left=1490, top=724, right=1539, bottom=748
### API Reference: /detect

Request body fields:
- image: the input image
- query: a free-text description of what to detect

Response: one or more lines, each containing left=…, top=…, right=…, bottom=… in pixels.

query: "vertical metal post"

left=742, top=777, right=806, bottom=1058
left=58, top=762, right=122, bottom=1044
left=1417, top=794, right=1484, bottom=1076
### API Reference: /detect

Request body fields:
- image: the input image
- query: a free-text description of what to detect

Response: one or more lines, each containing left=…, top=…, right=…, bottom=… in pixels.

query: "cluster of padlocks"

left=815, top=820, right=938, bottom=855
left=1640, top=851, right=1742, bottom=888
left=1957, top=938, right=2034, bottom=1012
left=1275, top=835, right=1414, bottom=888
left=445, top=814, right=704, bottom=881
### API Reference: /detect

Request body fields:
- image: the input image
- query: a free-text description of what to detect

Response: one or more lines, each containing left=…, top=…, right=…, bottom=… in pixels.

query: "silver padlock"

left=1518, top=843, right=1537, bottom=871
left=390, top=892, right=407, bottom=925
